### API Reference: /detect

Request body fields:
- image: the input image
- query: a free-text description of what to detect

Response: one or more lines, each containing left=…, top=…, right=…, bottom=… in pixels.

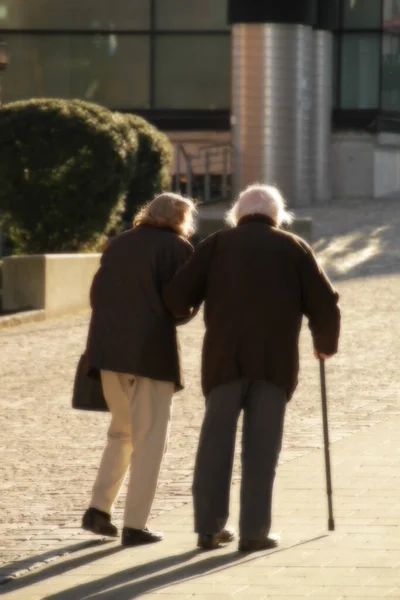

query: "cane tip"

left=328, top=519, right=335, bottom=531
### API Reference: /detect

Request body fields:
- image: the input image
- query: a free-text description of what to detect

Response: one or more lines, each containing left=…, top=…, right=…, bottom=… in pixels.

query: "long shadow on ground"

left=0, top=539, right=118, bottom=593
left=41, top=536, right=326, bottom=600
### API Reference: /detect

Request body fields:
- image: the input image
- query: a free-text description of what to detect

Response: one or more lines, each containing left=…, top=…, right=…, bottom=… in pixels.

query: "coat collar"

left=137, top=223, right=177, bottom=235
left=237, top=214, right=277, bottom=228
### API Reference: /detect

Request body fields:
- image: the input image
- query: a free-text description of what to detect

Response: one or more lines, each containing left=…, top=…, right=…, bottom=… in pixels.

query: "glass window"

left=382, top=34, right=400, bottom=110
left=343, top=0, right=382, bottom=29
left=154, top=35, right=231, bottom=109
left=384, top=0, right=400, bottom=32
left=340, top=34, right=380, bottom=108
left=332, top=36, right=339, bottom=108
left=2, top=34, right=150, bottom=109
left=155, top=0, right=229, bottom=30
left=0, top=0, right=151, bottom=30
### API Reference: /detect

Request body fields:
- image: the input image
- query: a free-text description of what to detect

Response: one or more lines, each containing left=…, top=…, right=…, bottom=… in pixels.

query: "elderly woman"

left=82, top=193, right=197, bottom=546
left=164, top=184, right=341, bottom=552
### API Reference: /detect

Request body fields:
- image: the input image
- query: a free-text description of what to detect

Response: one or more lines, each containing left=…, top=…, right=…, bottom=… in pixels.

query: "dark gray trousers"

left=193, top=380, right=286, bottom=540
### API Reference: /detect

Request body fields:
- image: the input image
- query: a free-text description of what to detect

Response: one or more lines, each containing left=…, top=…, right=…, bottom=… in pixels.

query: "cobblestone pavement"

left=1, top=199, right=400, bottom=572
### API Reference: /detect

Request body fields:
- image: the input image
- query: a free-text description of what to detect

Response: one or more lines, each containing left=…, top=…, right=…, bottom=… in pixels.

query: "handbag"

left=72, top=353, right=109, bottom=412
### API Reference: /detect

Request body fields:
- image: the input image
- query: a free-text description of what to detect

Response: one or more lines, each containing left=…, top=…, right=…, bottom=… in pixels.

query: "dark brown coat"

left=86, top=225, right=193, bottom=390
left=164, top=215, right=340, bottom=400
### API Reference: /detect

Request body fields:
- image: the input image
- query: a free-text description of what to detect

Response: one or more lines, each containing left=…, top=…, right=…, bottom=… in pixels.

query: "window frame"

left=154, top=0, right=230, bottom=31
left=0, top=31, right=152, bottom=108
left=342, top=0, right=383, bottom=31
left=0, top=0, right=153, bottom=31
left=331, top=0, right=400, bottom=132
left=338, top=31, right=382, bottom=110
left=0, top=0, right=231, bottom=130
left=380, top=31, right=400, bottom=112
left=153, top=33, right=231, bottom=110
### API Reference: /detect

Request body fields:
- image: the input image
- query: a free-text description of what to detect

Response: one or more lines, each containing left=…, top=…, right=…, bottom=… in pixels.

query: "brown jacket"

left=164, top=215, right=340, bottom=400
left=86, top=225, right=193, bottom=390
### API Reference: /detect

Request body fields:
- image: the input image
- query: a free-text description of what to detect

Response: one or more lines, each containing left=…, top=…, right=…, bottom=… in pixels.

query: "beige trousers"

left=90, top=370, right=174, bottom=529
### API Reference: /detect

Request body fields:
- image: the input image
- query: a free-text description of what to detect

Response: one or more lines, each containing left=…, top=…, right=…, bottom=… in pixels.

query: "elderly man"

left=164, top=184, right=341, bottom=553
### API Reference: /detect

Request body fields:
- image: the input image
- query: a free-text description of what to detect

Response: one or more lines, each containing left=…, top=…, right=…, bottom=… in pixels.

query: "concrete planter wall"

left=3, top=254, right=101, bottom=316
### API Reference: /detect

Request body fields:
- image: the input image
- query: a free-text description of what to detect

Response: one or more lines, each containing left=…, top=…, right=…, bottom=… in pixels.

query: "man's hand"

left=314, top=350, right=333, bottom=361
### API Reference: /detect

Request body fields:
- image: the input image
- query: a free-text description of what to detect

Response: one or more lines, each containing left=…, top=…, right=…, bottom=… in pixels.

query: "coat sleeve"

left=161, top=237, right=194, bottom=287
left=89, top=242, right=112, bottom=309
left=298, top=241, right=341, bottom=356
left=163, top=236, right=215, bottom=318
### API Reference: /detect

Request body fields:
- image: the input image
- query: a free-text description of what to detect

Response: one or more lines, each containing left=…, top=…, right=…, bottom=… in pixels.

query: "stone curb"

left=0, top=310, right=46, bottom=330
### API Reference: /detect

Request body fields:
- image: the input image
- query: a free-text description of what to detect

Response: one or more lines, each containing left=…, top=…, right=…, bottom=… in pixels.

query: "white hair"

left=226, top=184, right=294, bottom=228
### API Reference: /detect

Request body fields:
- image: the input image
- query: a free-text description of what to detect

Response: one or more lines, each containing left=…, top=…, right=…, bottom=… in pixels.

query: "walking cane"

left=319, top=358, right=335, bottom=531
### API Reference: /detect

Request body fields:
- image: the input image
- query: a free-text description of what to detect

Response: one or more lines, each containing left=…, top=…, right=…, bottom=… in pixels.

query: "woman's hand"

left=314, top=350, right=333, bottom=360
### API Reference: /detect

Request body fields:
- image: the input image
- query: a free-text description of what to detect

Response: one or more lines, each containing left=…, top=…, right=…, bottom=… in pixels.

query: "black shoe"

left=82, top=507, right=118, bottom=538
left=197, top=527, right=237, bottom=550
left=238, top=534, right=280, bottom=553
left=122, top=527, right=163, bottom=546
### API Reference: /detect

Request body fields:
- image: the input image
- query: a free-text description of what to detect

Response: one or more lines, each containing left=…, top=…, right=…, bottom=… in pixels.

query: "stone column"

left=229, top=0, right=316, bottom=206
left=311, top=1, right=339, bottom=204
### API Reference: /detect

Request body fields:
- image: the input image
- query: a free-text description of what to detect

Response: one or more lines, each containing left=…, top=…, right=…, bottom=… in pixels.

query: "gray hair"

left=226, top=184, right=294, bottom=228
left=133, top=192, right=197, bottom=238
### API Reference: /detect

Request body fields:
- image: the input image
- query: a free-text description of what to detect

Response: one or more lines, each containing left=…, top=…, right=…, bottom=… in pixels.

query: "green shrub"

left=0, top=99, right=138, bottom=254
left=122, top=114, right=173, bottom=221
left=0, top=260, right=2, bottom=291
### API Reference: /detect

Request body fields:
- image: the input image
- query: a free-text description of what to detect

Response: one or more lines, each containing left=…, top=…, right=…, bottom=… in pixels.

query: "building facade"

left=1, top=0, right=400, bottom=203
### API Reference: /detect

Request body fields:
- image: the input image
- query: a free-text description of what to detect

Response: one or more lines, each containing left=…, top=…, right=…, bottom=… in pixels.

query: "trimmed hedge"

left=0, top=99, right=138, bottom=254
left=122, top=114, right=173, bottom=221
left=72, top=105, right=173, bottom=222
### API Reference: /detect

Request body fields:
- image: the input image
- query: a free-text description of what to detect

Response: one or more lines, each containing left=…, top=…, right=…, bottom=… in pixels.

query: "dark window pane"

left=155, top=0, right=229, bottom=30
left=154, top=35, right=231, bottom=109
left=332, top=36, right=339, bottom=108
left=343, top=0, right=382, bottom=29
left=382, top=34, right=400, bottom=110
left=2, top=34, right=150, bottom=109
left=384, top=0, right=400, bottom=32
left=0, top=0, right=150, bottom=30
left=340, top=34, right=380, bottom=108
